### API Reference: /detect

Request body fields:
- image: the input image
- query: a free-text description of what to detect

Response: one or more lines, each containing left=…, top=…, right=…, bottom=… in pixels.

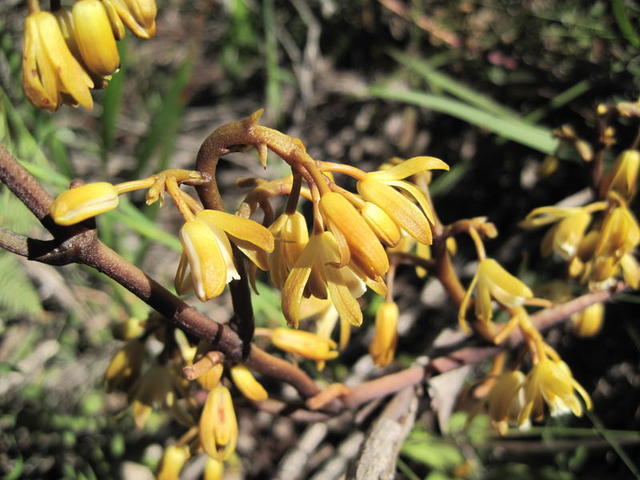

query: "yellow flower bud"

left=22, top=11, right=94, bottom=111
left=204, top=457, right=224, bottom=480
left=112, top=317, right=145, bottom=340
left=230, top=365, right=268, bottom=401
left=51, top=182, right=119, bottom=225
left=72, top=0, right=120, bottom=77
left=271, top=328, right=339, bottom=363
left=199, top=385, right=238, bottom=461
left=621, top=253, right=640, bottom=289
left=571, top=303, right=604, bottom=337
left=369, top=301, right=399, bottom=367
left=157, top=445, right=190, bottom=480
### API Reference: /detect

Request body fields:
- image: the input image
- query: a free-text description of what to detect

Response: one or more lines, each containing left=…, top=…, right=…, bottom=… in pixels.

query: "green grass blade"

left=525, top=79, right=591, bottom=123
left=391, top=50, right=520, bottom=119
left=612, top=0, right=640, bottom=47
left=368, top=86, right=558, bottom=154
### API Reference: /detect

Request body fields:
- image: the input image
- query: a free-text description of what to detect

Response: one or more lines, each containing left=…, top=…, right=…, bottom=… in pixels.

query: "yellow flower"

left=204, top=457, right=224, bottom=480
left=486, top=370, right=526, bottom=435
left=271, top=327, right=339, bottom=369
left=129, top=363, right=192, bottom=429
left=281, top=231, right=366, bottom=328
left=268, top=211, right=309, bottom=289
left=22, top=10, right=94, bottom=111
left=594, top=205, right=640, bottom=260
left=199, top=385, right=238, bottom=461
left=71, top=0, right=120, bottom=78
left=369, top=301, right=399, bottom=367
left=571, top=303, right=604, bottom=337
left=601, top=150, right=640, bottom=200
left=357, top=156, right=449, bottom=245
left=319, top=191, right=389, bottom=279
left=104, top=339, right=145, bottom=391
left=157, top=445, right=190, bottom=480
left=103, top=0, right=157, bottom=39
left=540, top=210, right=591, bottom=260
left=518, top=358, right=592, bottom=427
left=230, top=365, right=268, bottom=402
left=177, top=210, right=274, bottom=301
left=458, top=258, right=533, bottom=333
left=50, top=182, right=119, bottom=225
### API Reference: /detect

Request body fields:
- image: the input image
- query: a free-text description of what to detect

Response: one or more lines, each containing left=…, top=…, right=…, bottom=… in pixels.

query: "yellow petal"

left=157, top=445, right=190, bottom=480
left=325, top=266, right=363, bottom=327
left=198, top=210, right=274, bottom=252
left=281, top=235, right=318, bottom=327
left=369, top=156, right=449, bottom=181
left=22, top=15, right=58, bottom=110
left=520, top=206, right=575, bottom=229
left=361, top=202, right=401, bottom=247
left=174, top=252, right=193, bottom=295
left=271, top=328, right=338, bottom=361
left=480, top=259, right=533, bottom=307
left=101, top=0, right=127, bottom=40
left=109, top=0, right=156, bottom=38
left=204, top=458, right=224, bottom=480
left=51, top=182, right=119, bottom=225
left=230, top=365, right=268, bottom=402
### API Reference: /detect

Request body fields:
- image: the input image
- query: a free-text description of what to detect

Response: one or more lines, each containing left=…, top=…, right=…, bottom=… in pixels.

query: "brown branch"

left=0, top=143, right=321, bottom=400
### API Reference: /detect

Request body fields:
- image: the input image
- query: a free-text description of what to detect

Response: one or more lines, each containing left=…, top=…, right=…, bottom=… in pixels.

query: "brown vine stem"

left=0, top=144, right=321, bottom=400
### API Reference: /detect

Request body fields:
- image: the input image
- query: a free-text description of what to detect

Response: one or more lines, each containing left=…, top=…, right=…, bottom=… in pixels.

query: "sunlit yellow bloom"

left=268, top=211, right=309, bottom=289
left=271, top=328, right=339, bottom=368
left=540, top=210, right=591, bottom=260
left=157, top=445, right=190, bottom=480
left=369, top=301, right=399, bottom=367
left=594, top=205, right=640, bottom=260
left=204, top=457, right=224, bottom=480
left=103, top=0, right=157, bottom=39
left=458, top=258, right=533, bottom=333
left=51, top=182, right=119, bottom=225
left=129, top=363, right=192, bottom=429
left=104, top=339, right=145, bottom=391
left=357, top=156, right=449, bottom=245
left=320, top=191, right=389, bottom=278
left=621, top=253, right=640, bottom=289
left=177, top=210, right=274, bottom=301
left=199, top=385, right=238, bottom=461
left=571, top=302, right=604, bottom=337
left=518, top=358, right=592, bottom=428
left=486, top=370, right=526, bottom=435
left=311, top=299, right=351, bottom=353
left=22, top=10, right=94, bottom=111
left=601, top=150, right=640, bottom=200
left=360, top=201, right=401, bottom=247
left=230, top=365, right=268, bottom=401
left=281, top=231, right=366, bottom=328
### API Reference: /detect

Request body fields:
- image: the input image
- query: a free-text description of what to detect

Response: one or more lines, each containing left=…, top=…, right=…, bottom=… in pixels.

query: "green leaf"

left=391, top=50, right=519, bottom=119
left=612, top=0, right=640, bottom=47
left=368, top=86, right=558, bottom=154
left=401, top=429, right=464, bottom=470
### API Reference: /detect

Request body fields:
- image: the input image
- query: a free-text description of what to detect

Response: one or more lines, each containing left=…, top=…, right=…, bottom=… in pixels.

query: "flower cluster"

left=22, top=0, right=157, bottom=111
